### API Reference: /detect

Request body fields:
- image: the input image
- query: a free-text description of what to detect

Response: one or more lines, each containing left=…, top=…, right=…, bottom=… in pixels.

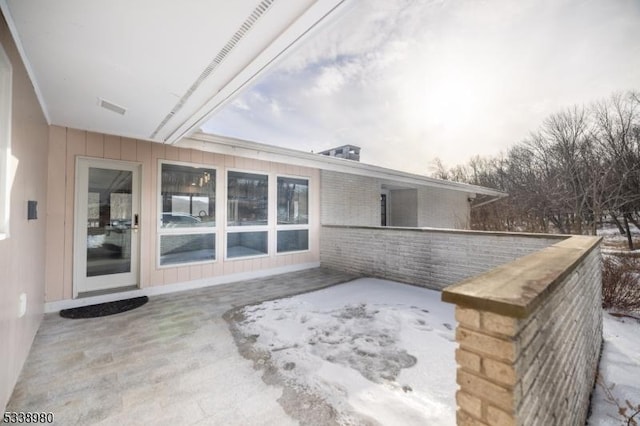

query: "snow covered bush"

left=601, top=256, right=640, bottom=312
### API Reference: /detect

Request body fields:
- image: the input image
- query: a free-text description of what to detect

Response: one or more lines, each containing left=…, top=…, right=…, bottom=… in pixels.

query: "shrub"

left=601, top=256, right=640, bottom=313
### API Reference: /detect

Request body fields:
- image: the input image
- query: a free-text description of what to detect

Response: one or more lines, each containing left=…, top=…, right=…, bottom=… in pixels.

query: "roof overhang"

left=0, top=0, right=347, bottom=144
left=181, top=132, right=509, bottom=199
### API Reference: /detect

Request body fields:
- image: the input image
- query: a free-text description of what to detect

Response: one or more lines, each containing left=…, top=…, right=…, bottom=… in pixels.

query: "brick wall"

left=320, top=225, right=562, bottom=290
left=417, top=186, right=470, bottom=228
left=320, top=171, right=380, bottom=226
left=321, top=226, right=602, bottom=425
left=444, top=236, right=602, bottom=425
left=389, top=189, right=417, bottom=227
left=320, top=170, right=473, bottom=229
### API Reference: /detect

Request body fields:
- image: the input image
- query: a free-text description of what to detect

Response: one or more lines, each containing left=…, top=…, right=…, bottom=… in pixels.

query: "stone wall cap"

left=441, top=235, right=601, bottom=318
left=321, top=224, right=569, bottom=239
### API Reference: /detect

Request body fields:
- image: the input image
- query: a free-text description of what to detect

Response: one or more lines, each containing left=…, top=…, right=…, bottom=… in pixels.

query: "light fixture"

left=98, top=97, right=127, bottom=115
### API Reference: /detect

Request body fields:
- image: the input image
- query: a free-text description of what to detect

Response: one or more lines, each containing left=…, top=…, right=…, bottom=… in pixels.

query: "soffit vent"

left=150, top=0, right=276, bottom=140
left=98, top=98, right=127, bottom=115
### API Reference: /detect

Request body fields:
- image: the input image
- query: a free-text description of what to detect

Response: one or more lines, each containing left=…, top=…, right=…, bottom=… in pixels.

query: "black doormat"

left=60, top=296, right=148, bottom=319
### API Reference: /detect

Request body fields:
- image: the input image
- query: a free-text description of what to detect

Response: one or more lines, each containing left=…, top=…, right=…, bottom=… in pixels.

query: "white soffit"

left=0, top=0, right=346, bottom=143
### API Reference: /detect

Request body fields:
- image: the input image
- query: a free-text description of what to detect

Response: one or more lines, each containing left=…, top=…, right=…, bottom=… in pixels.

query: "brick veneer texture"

left=319, top=225, right=561, bottom=290
left=453, top=246, right=602, bottom=425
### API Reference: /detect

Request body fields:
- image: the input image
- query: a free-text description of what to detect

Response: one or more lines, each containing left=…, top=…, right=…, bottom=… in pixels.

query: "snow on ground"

left=236, top=278, right=457, bottom=425
left=234, top=277, right=640, bottom=425
left=588, top=312, right=640, bottom=425
left=598, top=222, right=640, bottom=253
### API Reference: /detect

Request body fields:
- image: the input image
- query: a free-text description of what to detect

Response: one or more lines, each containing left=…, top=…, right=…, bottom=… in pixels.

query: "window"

left=226, top=231, right=268, bottom=258
left=227, top=171, right=268, bottom=226
left=277, top=176, right=309, bottom=253
left=158, top=162, right=216, bottom=266
left=0, top=45, right=12, bottom=239
left=160, top=233, right=215, bottom=266
left=227, top=171, right=269, bottom=258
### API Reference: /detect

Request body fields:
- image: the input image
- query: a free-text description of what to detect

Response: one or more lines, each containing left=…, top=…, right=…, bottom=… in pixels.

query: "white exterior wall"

left=321, top=170, right=473, bottom=229
left=389, top=189, right=417, bottom=227
left=320, top=170, right=380, bottom=226
left=417, top=186, right=471, bottom=229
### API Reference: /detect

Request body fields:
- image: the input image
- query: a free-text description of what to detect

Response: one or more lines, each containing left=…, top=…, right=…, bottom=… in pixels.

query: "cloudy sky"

left=203, top=0, right=640, bottom=175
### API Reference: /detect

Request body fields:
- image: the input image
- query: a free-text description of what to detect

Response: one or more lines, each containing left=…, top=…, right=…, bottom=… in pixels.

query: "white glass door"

left=74, top=158, right=140, bottom=296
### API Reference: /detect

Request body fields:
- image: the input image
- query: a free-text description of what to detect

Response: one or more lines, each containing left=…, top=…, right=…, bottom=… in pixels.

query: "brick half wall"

left=443, top=236, right=602, bottom=425
left=320, top=225, right=563, bottom=290
left=320, top=225, right=602, bottom=425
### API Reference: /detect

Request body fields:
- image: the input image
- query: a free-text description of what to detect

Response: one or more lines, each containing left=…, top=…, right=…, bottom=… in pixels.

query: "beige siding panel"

left=190, top=149, right=203, bottom=164
left=177, top=266, right=190, bottom=283
left=189, top=265, right=202, bottom=281
left=212, top=260, right=223, bottom=277
left=201, top=262, right=213, bottom=278
left=85, top=132, right=104, bottom=158
left=250, top=258, right=262, bottom=272
left=202, top=151, right=216, bottom=166
left=63, top=129, right=86, bottom=299
left=0, top=15, right=50, bottom=410
left=103, top=134, right=121, bottom=160
left=120, top=138, right=137, bottom=162
left=45, top=126, right=67, bottom=301
left=46, top=132, right=321, bottom=300
left=150, top=264, right=164, bottom=287
left=163, top=267, right=178, bottom=285
left=223, top=259, right=234, bottom=275
left=165, top=146, right=180, bottom=161
left=178, top=147, right=191, bottom=162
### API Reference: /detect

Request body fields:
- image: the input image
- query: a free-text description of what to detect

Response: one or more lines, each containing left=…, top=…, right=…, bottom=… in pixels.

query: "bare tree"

left=430, top=90, right=640, bottom=245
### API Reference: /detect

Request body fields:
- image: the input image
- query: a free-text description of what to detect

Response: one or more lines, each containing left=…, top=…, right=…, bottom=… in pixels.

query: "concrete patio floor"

left=5, top=268, right=356, bottom=425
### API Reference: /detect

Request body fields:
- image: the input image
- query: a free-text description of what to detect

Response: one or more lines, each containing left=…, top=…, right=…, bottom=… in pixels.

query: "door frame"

left=73, top=157, right=142, bottom=298
left=380, top=189, right=390, bottom=226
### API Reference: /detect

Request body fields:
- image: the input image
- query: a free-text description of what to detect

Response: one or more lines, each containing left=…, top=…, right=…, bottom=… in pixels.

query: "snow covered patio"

left=5, top=225, right=612, bottom=426
left=5, top=259, right=634, bottom=425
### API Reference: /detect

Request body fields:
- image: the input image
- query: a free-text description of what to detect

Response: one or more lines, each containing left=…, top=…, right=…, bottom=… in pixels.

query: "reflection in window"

left=227, top=171, right=268, bottom=226
left=161, top=163, right=215, bottom=228
left=160, top=233, right=215, bottom=266
left=277, top=229, right=309, bottom=253
left=227, top=231, right=268, bottom=258
left=86, top=168, right=133, bottom=276
left=277, top=177, right=308, bottom=225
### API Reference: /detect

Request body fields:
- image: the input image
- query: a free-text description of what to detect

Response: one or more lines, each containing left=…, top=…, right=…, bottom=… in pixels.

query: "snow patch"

left=234, top=278, right=457, bottom=425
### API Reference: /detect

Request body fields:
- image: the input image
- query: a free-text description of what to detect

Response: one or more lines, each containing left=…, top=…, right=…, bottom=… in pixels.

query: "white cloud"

left=205, top=0, right=640, bottom=174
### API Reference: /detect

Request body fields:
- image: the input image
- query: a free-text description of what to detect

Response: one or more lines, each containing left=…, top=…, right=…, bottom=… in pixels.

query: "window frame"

left=157, top=160, right=218, bottom=268
left=0, top=45, right=12, bottom=240
left=276, top=174, right=310, bottom=255
left=225, top=168, right=270, bottom=260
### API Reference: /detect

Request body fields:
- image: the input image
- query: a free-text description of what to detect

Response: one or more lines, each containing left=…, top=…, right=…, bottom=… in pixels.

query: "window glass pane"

left=227, top=231, right=268, bottom=258
left=87, top=168, right=132, bottom=276
left=160, top=233, right=215, bottom=266
left=161, top=163, right=215, bottom=228
left=227, top=171, right=268, bottom=226
left=277, top=177, right=308, bottom=225
left=277, top=229, right=309, bottom=253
